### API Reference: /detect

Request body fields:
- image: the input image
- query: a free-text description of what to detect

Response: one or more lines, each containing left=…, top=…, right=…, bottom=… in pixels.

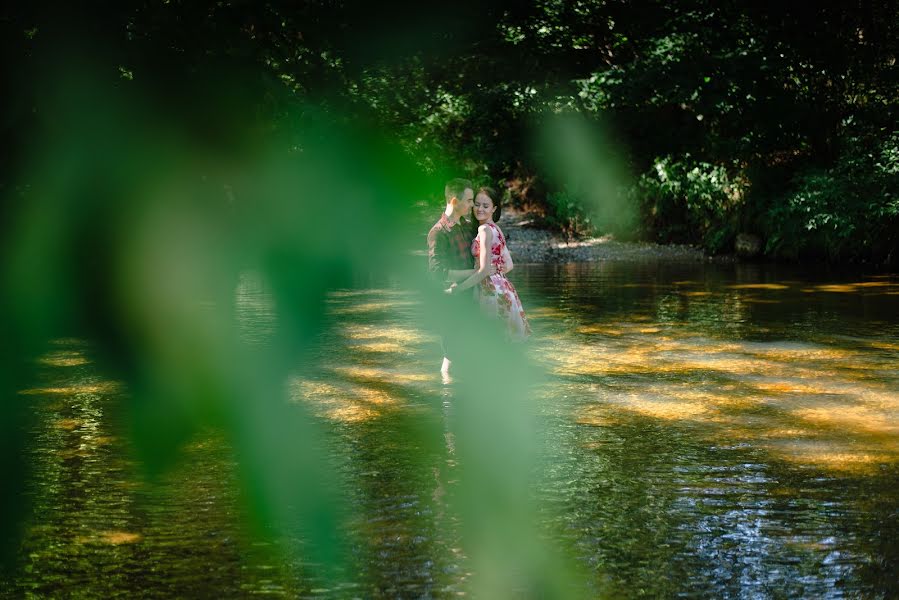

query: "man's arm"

left=427, top=226, right=449, bottom=282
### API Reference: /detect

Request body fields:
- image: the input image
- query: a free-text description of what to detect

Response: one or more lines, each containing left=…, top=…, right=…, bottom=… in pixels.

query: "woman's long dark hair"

left=471, top=186, right=502, bottom=225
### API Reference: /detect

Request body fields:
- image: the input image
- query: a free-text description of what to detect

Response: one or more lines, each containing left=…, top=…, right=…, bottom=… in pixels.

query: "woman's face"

left=473, top=192, right=495, bottom=223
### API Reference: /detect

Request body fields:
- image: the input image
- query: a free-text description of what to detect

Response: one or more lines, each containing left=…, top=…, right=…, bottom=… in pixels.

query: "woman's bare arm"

left=502, top=246, right=514, bottom=273
left=447, top=268, right=478, bottom=282
left=454, top=226, right=493, bottom=292
left=448, top=263, right=497, bottom=282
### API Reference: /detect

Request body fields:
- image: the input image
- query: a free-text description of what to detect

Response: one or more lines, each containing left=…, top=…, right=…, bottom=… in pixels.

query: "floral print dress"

left=471, top=222, right=532, bottom=341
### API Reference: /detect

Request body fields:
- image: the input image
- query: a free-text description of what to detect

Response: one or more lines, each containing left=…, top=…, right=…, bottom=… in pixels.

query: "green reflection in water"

left=5, top=263, right=899, bottom=598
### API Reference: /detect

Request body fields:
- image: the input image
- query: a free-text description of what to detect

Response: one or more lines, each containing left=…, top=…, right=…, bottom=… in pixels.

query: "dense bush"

left=764, top=128, right=899, bottom=263
left=632, top=156, right=745, bottom=254
left=544, top=188, right=597, bottom=239
left=2, top=1, right=897, bottom=263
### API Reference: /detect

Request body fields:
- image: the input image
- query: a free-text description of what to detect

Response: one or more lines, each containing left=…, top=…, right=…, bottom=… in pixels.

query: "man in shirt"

left=427, top=178, right=475, bottom=383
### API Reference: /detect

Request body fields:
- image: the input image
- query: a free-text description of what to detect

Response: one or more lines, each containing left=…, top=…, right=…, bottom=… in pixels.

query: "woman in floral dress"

left=446, top=187, right=531, bottom=341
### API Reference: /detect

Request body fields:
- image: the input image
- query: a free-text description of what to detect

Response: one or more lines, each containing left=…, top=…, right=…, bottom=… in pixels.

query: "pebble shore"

left=496, top=210, right=733, bottom=264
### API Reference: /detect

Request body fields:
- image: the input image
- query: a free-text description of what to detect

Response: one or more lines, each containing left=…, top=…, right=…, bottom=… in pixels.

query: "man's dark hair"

left=444, top=178, right=473, bottom=203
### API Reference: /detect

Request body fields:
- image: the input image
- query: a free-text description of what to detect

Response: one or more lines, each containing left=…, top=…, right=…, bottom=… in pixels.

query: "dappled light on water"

left=803, top=282, right=899, bottom=293
left=20, top=381, right=122, bottom=396
left=728, top=283, right=790, bottom=290
left=329, top=300, right=419, bottom=316
left=268, top=270, right=899, bottom=478
left=10, top=263, right=899, bottom=597
left=291, top=380, right=392, bottom=424
left=342, top=324, right=430, bottom=346
left=332, top=366, right=432, bottom=385
left=539, top=312, right=899, bottom=473
left=37, top=351, right=90, bottom=367
left=287, top=298, right=440, bottom=424
left=530, top=266, right=898, bottom=475
left=76, top=531, right=143, bottom=546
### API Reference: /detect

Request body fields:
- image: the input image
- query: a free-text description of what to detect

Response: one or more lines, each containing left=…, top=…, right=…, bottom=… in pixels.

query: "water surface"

left=5, top=262, right=899, bottom=598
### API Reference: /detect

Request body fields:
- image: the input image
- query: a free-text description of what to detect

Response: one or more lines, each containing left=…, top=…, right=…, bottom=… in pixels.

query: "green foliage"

left=633, top=156, right=744, bottom=254
left=544, top=188, right=597, bottom=238
left=532, top=112, right=636, bottom=240
left=3, top=0, right=899, bottom=260
left=765, top=126, right=899, bottom=262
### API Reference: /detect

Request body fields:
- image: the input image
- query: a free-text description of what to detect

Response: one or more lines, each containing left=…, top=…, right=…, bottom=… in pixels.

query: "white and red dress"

left=471, top=222, right=531, bottom=341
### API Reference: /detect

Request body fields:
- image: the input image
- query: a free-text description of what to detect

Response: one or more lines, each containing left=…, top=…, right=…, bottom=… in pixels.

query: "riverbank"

left=497, top=209, right=734, bottom=264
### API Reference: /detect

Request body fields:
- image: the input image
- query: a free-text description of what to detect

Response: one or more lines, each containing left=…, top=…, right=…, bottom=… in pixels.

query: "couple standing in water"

left=427, top=178, right=531, bottom=381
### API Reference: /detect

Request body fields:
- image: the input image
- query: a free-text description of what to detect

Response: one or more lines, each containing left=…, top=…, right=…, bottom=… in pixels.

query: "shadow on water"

left=5, top=262, right=899, bottom=598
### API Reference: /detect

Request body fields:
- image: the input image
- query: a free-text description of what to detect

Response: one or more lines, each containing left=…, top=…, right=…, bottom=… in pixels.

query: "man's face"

left=457, top=188, right=474, bottom=217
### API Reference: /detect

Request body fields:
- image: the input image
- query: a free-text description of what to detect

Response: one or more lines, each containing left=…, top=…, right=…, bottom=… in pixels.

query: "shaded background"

left=2, top=1, right=898, bottom=258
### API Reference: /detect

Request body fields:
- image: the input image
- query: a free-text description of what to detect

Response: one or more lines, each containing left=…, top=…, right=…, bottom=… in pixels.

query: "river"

left=4, top=262, right=898, bottom=598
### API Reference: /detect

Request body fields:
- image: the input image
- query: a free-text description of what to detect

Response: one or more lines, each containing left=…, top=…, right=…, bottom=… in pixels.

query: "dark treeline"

left=2, top=0, right=898, bottom=262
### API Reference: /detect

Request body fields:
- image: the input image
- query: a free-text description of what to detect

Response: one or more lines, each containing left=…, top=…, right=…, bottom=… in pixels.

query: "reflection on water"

left=5, top=262, right=899, bottom=597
